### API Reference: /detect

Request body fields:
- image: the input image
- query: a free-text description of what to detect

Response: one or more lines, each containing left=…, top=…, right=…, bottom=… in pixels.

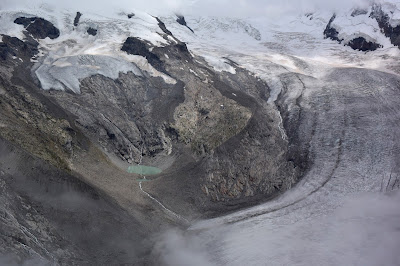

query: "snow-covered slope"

left=1, top=6, right=176, bottom=93
left=0, top=1, right=400, bottom=265
left=2, top=2, right=400, bottom=94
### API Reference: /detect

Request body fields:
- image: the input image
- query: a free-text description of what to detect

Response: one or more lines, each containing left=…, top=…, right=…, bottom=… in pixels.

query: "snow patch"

left=331, top=12, right=392, bottom=48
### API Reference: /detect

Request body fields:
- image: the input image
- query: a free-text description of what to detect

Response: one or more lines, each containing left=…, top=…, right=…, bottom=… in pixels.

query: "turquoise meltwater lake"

left=127, top=165, right=162, bottom=176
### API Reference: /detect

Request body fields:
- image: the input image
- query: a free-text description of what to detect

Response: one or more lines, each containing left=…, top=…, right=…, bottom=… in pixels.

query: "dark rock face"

left=154, top=42, right=192, bottom=61
left=73, top=12, right=82, bottom=26
left=127, top=13, right=135, bottom=19
left=348, top=37, right=381, bottom=51
left=370, top=4, right=400, bottom=47
left=156, top=17, right=173, bottom=36
left=324, top=14, right=343, bottom=43
left=176, top=15, right=187, bottom=26
left=13, top=17, right=36, bottom=27
left=0, top=35, right=38, bottom=60
left=121, top=37, right=164, bottom=72
left=176, top=15, right=194, bottom=33
left=87, top=27, right=97, bottom=36
left=14, top=17, right=60, bottom=39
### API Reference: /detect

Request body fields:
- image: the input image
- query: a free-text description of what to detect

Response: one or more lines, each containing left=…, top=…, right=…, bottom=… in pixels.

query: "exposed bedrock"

left=323, top=14, right=343, bottom=43
left=121, top=37, right=165, bottom=72
left=348, top=36, right=382, bottom=51
left=0, top=35, right=38, bottom=60
left=86, top=27, right=97, bottom=36
left=176, top=14, right=194, bottom=33
left=25, top=29, right=302, bottom=216
left=370, top=4, right=400, bottom=47
left=14, top=17, right=60, bottom=40
left=73, top=11, right=82, bottom=26
left=141, top=52, right=301, bottom=216
left=0, top=44, right=170, bottom=264
left=324, top=14, right=382, bottom=52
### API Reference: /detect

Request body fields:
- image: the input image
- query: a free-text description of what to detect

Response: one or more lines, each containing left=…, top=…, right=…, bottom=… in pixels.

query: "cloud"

left=153, top=229, right=216, bottom=266
left=156, top=191, right=400, bottom=265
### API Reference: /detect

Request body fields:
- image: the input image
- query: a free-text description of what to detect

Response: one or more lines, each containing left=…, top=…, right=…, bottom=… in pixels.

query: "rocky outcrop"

left=87, top=27, right=97, bottom=36
left=324, top=14, right=343, bottom=43
left=0, top=34, right=170, bottom=264
left=370, top=4, right=400, bottom=47
left=324, top=14, right=381, bottom=52
left=0, top=35, right=38, bottom=60
left=127, top=13, right=135, bottom=19
left=176, top=15, right=194, bottom=33
left=156, top=17, right=173, bottom=36
left=121, top=37, right=164, bottom=72
left=348, top=37, right=381, bottom=51
left=73, top=12, right=82, bottom=26
left=14, top=17, right=60, bottom=39
left=3, top=8, right=302, bottom=233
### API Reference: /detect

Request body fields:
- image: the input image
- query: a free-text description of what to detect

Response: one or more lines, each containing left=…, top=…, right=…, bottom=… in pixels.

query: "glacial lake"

left=127, top=165, right=162, bottom=176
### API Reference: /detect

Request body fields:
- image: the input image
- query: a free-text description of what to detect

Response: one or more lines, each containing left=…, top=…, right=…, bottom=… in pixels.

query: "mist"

left=0, top=0, right=378, bottom=18
left=155, top=191, right=400, bottom=265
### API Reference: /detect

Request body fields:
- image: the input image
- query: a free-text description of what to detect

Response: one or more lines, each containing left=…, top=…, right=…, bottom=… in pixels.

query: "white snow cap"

left=0, top=0, right=385, bottom=18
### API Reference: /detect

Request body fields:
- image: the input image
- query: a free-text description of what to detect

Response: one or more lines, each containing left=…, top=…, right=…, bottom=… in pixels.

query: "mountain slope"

left=0, top=1, right=399, bottom=265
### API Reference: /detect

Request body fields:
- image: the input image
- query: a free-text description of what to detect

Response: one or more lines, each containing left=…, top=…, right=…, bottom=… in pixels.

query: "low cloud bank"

left=155, top=191, right=400, bottom=265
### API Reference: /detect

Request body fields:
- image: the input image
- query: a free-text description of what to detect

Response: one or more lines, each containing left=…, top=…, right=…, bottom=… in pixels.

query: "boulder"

left=74, top=12, right=82, bottom=26
left=87, top=27, right=97, bottom=36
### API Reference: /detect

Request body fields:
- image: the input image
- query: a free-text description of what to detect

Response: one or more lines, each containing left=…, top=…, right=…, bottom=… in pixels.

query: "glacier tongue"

left=35, top=54, right=143, bottom=93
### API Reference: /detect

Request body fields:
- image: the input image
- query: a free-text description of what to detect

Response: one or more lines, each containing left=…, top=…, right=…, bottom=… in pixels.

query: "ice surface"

left=0, top=7, right=176, bottom=93
left=1, top=3, right=400, bottom=265
left=35, top=54, right=143, bottom=93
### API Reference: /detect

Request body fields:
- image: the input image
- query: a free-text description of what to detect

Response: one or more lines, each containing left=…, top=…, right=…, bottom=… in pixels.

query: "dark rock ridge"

left=73, top=11, right=82, bottom=26
left=370, top=3, right=400, bottom=47
left=176, top=15, right=194, bottom=33
left=348, top=36, right=381, bottom=51
left=156, top=17, right=173, bottom=36
left=87, top=27, right=97, bottom=36
left=121, top=37, right=165, bottom=72
left=324, top=14, right=343, bottom=43
left=14, top=17, right=60, bottom=39
left=0, top=35, right=38, bottom=60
